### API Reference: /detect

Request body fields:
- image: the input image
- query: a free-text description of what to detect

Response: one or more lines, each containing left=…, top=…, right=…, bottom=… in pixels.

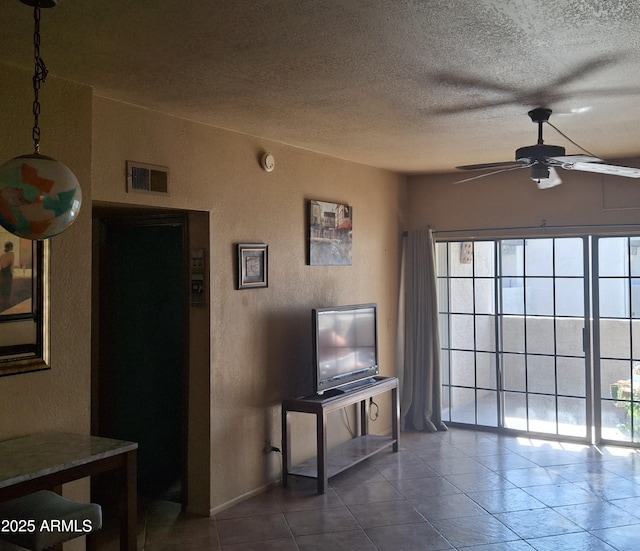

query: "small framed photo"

left=237, top=244, right=268, bottom=289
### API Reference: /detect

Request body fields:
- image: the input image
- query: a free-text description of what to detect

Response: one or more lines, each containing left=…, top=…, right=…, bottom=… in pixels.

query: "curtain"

left=398, top=229, right=447, bottom=432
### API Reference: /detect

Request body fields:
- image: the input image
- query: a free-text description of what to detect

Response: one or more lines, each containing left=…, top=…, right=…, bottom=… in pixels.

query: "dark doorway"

left=94, top=210, right=188, bottom=502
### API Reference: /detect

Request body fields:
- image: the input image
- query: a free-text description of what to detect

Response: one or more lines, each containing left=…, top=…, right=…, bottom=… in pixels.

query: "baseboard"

left=185, top=478, right=279, bottom=517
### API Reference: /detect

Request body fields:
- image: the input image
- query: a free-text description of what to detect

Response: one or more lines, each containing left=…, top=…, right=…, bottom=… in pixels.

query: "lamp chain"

left=31, top=5, right=48, bottom=154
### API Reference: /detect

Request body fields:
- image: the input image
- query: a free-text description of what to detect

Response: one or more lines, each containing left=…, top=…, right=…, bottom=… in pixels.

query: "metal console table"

left=282, top=376, right=399, bottom=494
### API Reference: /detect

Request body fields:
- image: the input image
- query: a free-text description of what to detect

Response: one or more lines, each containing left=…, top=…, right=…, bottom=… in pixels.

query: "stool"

left=0, top=491, right=102, bottom=550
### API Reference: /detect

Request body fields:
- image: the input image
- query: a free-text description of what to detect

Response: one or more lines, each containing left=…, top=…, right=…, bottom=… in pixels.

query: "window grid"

left=594, top=237, right=640, bottom=444
left=439, top=237, right=589, bottom=440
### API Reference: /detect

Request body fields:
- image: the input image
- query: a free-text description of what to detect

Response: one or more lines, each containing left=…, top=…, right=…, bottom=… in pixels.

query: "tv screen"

left=313, top=303, right=379, bottom=393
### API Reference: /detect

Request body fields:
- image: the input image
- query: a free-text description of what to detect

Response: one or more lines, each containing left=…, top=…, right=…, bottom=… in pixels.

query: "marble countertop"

left=0, top=432, right=138, bottom=488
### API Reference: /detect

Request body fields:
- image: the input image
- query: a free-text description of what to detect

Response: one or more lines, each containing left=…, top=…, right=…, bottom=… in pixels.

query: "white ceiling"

left=1, top=0, right=640, bottom=174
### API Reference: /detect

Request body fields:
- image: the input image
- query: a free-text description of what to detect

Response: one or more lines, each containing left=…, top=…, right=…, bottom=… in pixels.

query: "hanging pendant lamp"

left=0, top=0, right=82, bottom=240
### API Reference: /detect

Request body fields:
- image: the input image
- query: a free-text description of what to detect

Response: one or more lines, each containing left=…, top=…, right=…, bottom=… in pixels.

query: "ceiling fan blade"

left=431, top=98, right=516, bottom=115
left=559, top=160, right=640, bottom=178
left=456, top=161, right=524, bottom=171
left=454, top=164, right=529, bottom=184
left=548, top=155, right=603, bottom=164
left=534, top=166, right=563, bottom=189
left=430, top=72, right=522, bottom=95
left=547, top=55, right=618, bottom=89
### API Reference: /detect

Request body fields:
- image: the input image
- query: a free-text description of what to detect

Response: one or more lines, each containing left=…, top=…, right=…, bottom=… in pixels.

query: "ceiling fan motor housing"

left=516, top=144, right=565, bottom=162
left=528, top=108, right=553, bottom=123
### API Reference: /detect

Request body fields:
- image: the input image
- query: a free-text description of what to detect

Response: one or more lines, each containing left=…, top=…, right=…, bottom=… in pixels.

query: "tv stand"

left=281, top=376, right=399, bottom=494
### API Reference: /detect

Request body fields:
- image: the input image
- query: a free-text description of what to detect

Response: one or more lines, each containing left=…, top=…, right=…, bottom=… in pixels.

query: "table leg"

left=50, top=486, right=62, bottom=551
left=86, top=531, right=99, bottom=551
left=360, top=399, right=368, bottom=436
left=392, top=386, right=399, bottom=452
left=316, top=412, right=327, bottom=494
left=282, top=407, right=289, bottom=488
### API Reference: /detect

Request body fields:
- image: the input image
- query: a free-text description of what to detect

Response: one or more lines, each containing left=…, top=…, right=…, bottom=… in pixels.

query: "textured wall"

left=407, top=166, right=640, bottom=233
left=91, top=96, right=407, bottom=513
left=0, top=65, right=92, bottom=550
left=0, top=64, right=92, bottom=437
left=0, top=62, right=407, bottom=517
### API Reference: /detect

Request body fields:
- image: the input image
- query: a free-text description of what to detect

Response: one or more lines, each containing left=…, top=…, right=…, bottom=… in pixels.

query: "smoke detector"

left=260, top=153, right=275, bottom=172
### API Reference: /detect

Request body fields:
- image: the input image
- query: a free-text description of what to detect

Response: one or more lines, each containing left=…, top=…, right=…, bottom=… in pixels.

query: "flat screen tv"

left=312, top=303, right=379, bottom=394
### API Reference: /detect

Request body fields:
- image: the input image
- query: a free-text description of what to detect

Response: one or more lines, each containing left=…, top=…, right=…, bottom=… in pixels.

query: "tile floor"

left=97, top=428, right=640, bottom=550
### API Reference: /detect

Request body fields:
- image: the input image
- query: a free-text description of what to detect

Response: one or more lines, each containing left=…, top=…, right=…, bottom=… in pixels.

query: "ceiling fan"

left=456, top=108, right=640, bottom=189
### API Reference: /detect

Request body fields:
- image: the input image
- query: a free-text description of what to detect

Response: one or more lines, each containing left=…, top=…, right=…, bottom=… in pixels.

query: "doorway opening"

left=92, top=207, right=189, bottom=503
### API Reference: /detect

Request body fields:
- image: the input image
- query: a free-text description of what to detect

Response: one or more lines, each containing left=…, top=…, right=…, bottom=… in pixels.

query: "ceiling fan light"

left=531, top=164, right=550, bottom=181
left=535, top=177, right=557, bottom=189
left=534, top=166, right=563, bottom=189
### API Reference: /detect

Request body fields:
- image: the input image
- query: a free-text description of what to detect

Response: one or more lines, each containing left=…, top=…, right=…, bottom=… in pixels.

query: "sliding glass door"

left=439, top=234, right=640, bottom=445
left=438, top=240, right=499, bottom=427
left=594, top=237, right=640, bottom=444
left=501, top=238, right=589, bottom=438
left=438, top=237, right=590, bottom=441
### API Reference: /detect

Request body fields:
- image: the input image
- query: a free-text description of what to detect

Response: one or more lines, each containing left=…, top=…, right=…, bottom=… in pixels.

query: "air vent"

left=126, top=161, right=169, bottom=195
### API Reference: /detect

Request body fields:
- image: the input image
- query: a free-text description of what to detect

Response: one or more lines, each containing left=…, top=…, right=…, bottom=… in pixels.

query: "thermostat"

left=260, top=153, right=275, bottom=172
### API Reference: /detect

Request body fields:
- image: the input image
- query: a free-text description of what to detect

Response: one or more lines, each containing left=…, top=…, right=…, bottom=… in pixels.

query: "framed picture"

left=308, top=200, right=352, bottom=265
left=237, top=244, right=268, bottom=289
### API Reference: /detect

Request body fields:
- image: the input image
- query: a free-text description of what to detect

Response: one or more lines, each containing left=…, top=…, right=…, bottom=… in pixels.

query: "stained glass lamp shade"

left=0, top=153, right=82, bottom=239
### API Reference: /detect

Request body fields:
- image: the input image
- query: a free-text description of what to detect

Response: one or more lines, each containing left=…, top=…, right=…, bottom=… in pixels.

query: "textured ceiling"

left=1, top=0, right=640, bottom=174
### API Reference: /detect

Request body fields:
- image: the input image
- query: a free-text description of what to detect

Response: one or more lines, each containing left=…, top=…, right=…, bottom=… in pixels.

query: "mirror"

left=0, top=228, right=47, bottom=375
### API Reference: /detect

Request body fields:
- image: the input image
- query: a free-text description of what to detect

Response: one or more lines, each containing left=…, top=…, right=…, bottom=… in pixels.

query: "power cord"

left=343, top=399, right=379, bottom=434
left=369, top=397, right=379, bottom=421
left=545, top=121, right=598, bottom=158
left=342, top=407, right=355, bottom=437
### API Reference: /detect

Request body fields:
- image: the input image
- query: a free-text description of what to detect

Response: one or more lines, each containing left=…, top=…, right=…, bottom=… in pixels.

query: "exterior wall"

left=91, top=97, right=407, bottom=513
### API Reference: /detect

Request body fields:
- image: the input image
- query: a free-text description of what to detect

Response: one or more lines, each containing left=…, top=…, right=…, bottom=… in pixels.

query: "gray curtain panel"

left=398, top=229, right=447, bottom=432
